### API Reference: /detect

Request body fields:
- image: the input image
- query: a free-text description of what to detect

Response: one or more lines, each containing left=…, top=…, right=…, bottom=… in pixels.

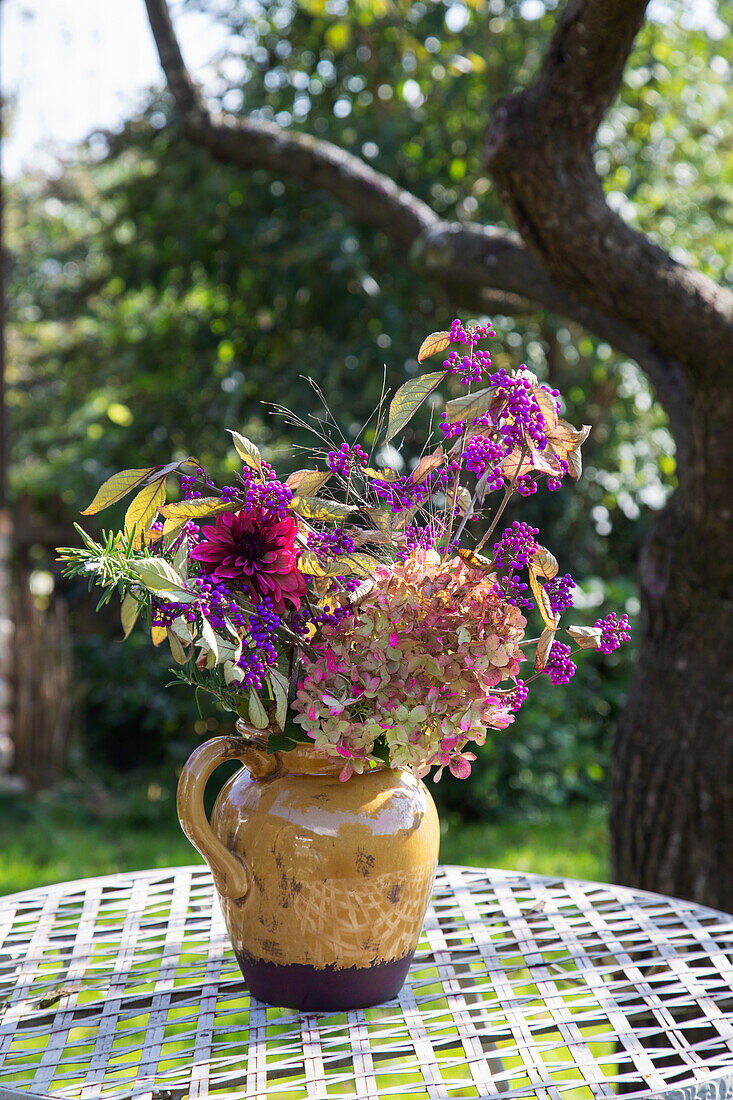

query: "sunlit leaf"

left=500, top=446, right=534, bottom=480
left=417, top=330, right=451, bottom=362
left=120, top=592, right=139, bottom=640
left=81, top=467, right=157, bottom=515
left=533, top=546, right=559, bottom=580
left=291, top=496, right=358, bottom=522
left=348, top=578, right=375, bottom=603
left=298, top=549, right=379, bottom=578
left=457, top=548, right=496, bottom=576
left=566, top=447, right=583, bottom=480
left=364, top=467, right=401, bottom=483
left=534, top=626, right=556, bottom=672
left=534, top=389, right=559, bottom=428
left=227, top=430, right=262, bottom=476
left=224, top=661, right=245, bottom=686
left=123, top=476, right=166, bottom=547
left=286, top=469, right=331, bottom=495
left=566, top=625, right=603, bottom=649
left=528, top=569, right=559, bottom=631
left=365, top=505, right=417, bottom=538
left=151, top=624, right=167, bottom=647
left=443, top=386, right=496, bottom=426
left=161, top=497, right=238, bottom=521
left=386, top=371, right=447, bottom=441
left=411, top=447, right=445, bottom=486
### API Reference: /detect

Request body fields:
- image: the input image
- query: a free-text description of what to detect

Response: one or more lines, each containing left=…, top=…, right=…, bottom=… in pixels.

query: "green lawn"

left=0, top=787, right=608, bottom=897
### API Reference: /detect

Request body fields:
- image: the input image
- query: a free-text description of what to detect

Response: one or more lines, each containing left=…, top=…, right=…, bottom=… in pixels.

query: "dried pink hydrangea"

left=292, top=548, right=525, bottom=780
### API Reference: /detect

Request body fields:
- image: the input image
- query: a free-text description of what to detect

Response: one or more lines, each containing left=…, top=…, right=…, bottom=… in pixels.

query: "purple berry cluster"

left=492, top=522, right=540, bottom=573
left=516, top=474, right=538, bottom=497
left=464, top=436, right=504, bottom=489
left=396, top=522, right=439, bottom=562
left=182, top=467, right=216, bottom=500
left=490, top=369, right=548, bottom=452
left=547, top=459, right=568, bottom=493
left=506, top=679, right=528, bottom=712
left=307, top=529, right=356, bottom=560
left=594, top=612, right=631, bottom=654
left=444, top=348, right=493, bottom=387
left=494, top=575, right=533, bottom=611
left=237, top=597, right=280, bottom=689
left=544, top=573, right=575, bottom=615
left=234, top=466, right=293, bottom=519
left=187, top=577, right=245, bottom=632
left=151, top=596, right=195, bottom=630
left=542, top=641, right=577, bottom=685
left=449, top=319, right=495, bottom=345
left=372, top=461, right=459, bottom=514
left=328, top=443, right=369, bottom=479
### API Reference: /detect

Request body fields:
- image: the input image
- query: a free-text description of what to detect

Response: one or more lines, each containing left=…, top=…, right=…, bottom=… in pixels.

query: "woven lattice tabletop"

left=1, top=865, right=733, bottom=1100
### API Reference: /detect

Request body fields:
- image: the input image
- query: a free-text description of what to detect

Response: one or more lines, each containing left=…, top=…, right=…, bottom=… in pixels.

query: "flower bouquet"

left=59, top=320, right=630, bottom=1009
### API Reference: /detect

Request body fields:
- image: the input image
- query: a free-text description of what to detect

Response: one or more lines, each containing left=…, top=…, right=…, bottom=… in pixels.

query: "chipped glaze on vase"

left=176, top=725, right=440, bottom=1011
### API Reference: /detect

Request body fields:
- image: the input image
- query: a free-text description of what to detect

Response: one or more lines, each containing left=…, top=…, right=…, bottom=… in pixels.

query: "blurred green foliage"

left=8, top=0, right=730, bottom=817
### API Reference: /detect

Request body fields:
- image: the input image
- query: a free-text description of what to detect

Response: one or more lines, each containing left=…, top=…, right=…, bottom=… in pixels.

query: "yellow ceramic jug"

left=177, top=724, right=440, bottom=1011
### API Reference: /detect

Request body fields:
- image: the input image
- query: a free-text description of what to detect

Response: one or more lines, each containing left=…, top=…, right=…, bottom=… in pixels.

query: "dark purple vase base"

left=236, top=949, right=414, bottom=1011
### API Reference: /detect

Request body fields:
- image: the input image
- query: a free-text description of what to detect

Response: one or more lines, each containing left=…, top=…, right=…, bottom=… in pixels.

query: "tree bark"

left=610, top=381, right=733, bottom=910
left=143, top=0, right=733, bottom=910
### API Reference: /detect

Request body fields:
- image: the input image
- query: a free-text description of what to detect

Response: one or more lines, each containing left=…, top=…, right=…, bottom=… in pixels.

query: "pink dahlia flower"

left=190, top=508, right=307, bottom=613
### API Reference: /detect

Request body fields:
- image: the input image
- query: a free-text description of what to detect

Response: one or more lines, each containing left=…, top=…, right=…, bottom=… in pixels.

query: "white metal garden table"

left=1, top=864, right=732, bottom=1099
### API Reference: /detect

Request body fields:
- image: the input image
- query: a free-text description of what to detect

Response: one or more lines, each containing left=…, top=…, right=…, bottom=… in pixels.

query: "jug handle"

left=177, top=735, right=278, bottom=901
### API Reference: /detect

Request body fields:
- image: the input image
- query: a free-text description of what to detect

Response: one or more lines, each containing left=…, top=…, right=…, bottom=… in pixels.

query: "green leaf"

left=128, top=558, right=196, bottom=603
left=386, top=371, right=447, bottom=441
left=269, top=668, right=289, bottom=731
left=81, top=467, right=158, bottom=515
left=291, top=496, right=358, bottom=522
left=443, top=386, right=496, bottom=426
left=248, top=688, right=269, bottom=730
left=167, top=628, right=188, bottom=665
left=227, top=430, right=262, bottom=476
left=200, top=616, right=219, bottom=663
left=417, top=330, right=451, bottom=362
left=266, top=723, right=312, bottom=754
left=224, top=661, right=245, bottom=686
left=123, top=476, right=166, bottom=546
left=120, top=592, right=139, bottom=640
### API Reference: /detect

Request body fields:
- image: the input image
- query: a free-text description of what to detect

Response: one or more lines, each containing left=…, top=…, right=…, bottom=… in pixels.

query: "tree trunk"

left=611, top=380, right=733, bottom=910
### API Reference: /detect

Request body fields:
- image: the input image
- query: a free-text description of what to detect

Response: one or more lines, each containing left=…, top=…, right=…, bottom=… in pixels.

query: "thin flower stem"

left=474, top=440, right=528, bottom=555
left=453, top=466, right=491, bottom=545
left=442, top=348, right=476, bottom=557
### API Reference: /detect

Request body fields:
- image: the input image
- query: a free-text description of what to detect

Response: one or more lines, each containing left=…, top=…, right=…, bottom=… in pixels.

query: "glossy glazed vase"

left=177, top=725, right=440, bottom=1011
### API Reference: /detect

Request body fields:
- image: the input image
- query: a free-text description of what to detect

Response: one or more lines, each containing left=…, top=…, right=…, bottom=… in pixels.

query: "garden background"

left=2, top=0, right=731, bottom=898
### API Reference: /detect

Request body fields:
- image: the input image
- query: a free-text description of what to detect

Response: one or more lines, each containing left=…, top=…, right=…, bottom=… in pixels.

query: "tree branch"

left=143, top=0, right=691, bottom=405
left=484, top=0, right=733, bottom=379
